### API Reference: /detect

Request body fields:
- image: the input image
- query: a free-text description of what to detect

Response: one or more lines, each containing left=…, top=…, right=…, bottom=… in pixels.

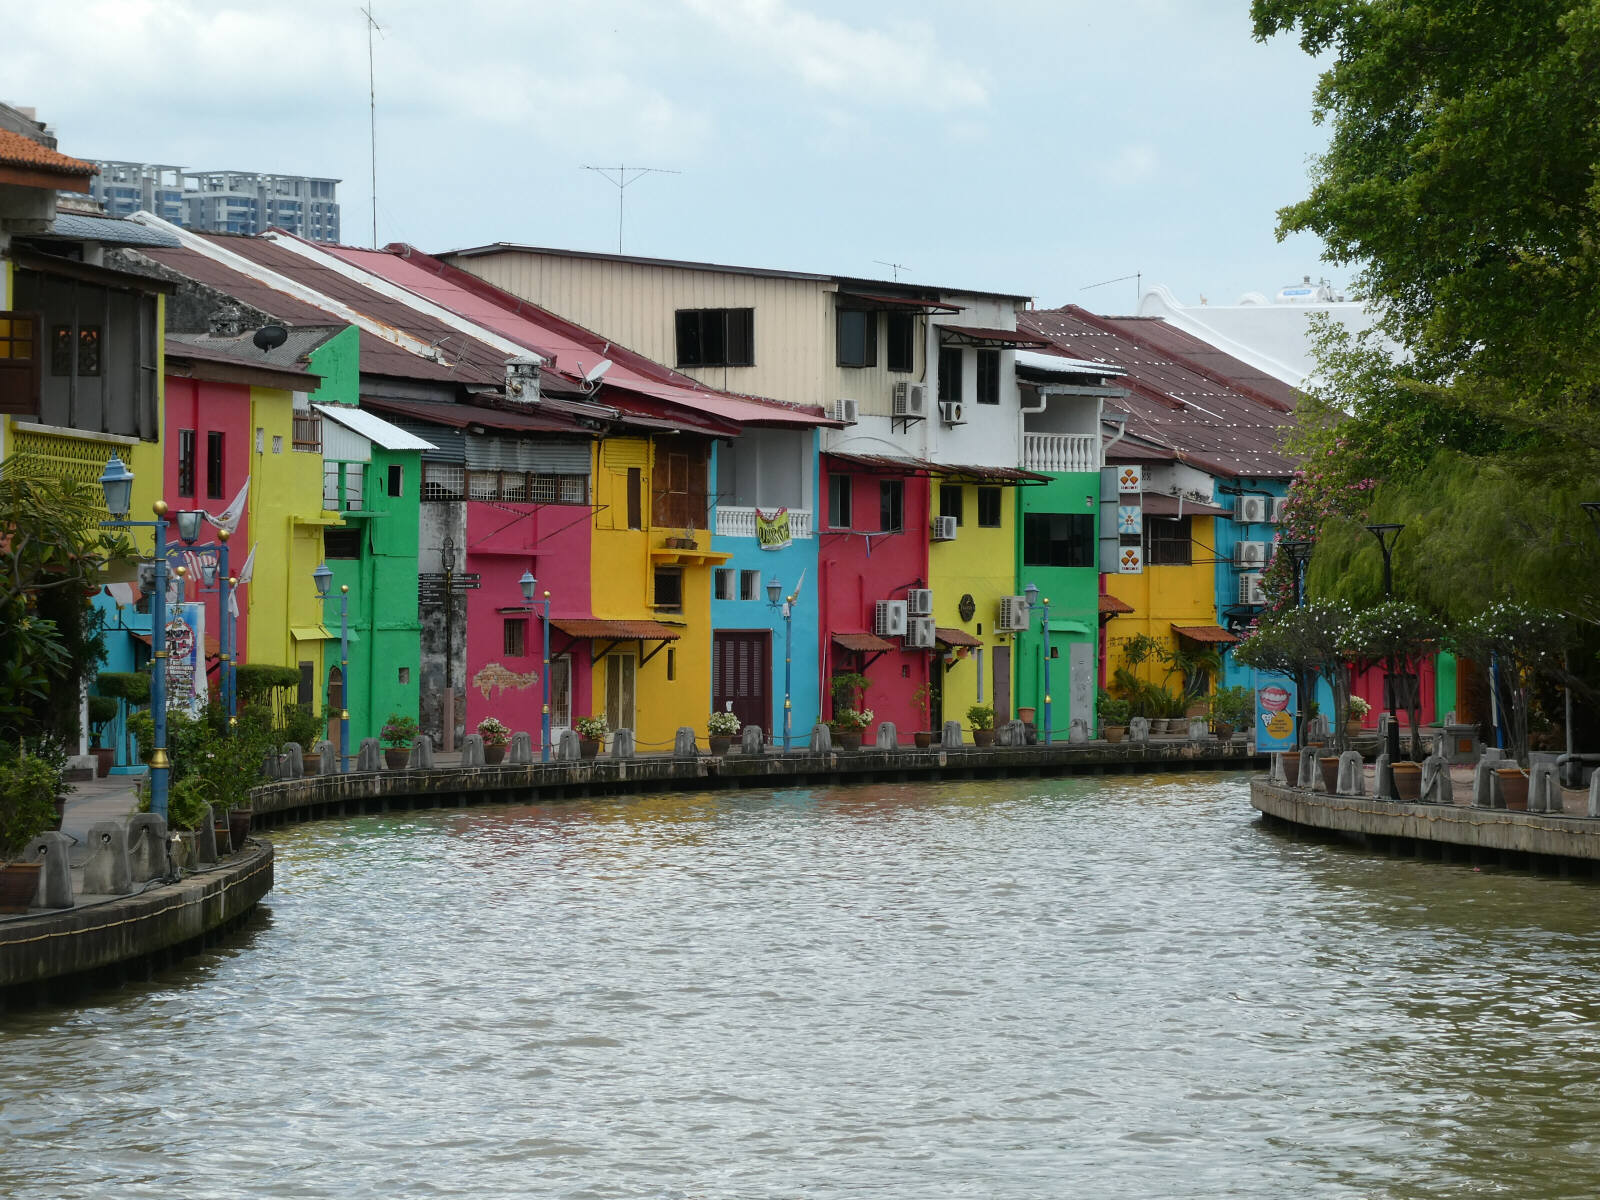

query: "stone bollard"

left=1374, top=753, right=1395, bottom=799
left=408, top=733, right=435, bottom=770
left=21, top=831, right=72, bottom=908
left=356, top=738, right=382, bottom=773
left=875, top=721, right=898, bottom=751
left=611, top=729, right=636, bottom=759
left=674, top=727, right=699, bottom=758
left=460, top=733, right=485, bottom=768
left=740, top=725, right=764, bottom=756
left=509, top=731, right=535, bottom=764
left=126, top=813, right=168, bottom=882
left=1337, top=750, right=1365, bottom=796
left=1472, top=754, right=1502, bottom=808
left=1529, top=761, right=1559, bottom=814
left=1067, top=718, right=1089, bottom=744
left=1128, top=716, right=1150, bottom=744
left=1305, top=714, right=1330, bottom=744
left=83, top=821, right=134, bottom=895
left=942, top=720, right=964, bottom=748
left=194, top=805, right=218, bottom=864
left=810, top=723, right=833, bottom=754
left=1588, top=771, right=1600, bottom=818
left=1297, top=748, right=1319, bottom=790
left=992, top=719, right=1022, bottom=747
left=281, top=741, right=304, bottom=780
left=260, top=750, right=281, bottom=780
left=556, top=730, right=581, bottom=761
left=1420, top=754, right=1451, bottom=805
left=310, top=739, right=334, bottom=775
left=1269, top=753, right=1286, bottom=785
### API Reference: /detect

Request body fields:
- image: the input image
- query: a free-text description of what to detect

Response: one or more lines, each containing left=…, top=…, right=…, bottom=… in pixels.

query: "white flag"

left=227, top=542, right=258, bottom=618
left=209, top=476, right=251, bottom=534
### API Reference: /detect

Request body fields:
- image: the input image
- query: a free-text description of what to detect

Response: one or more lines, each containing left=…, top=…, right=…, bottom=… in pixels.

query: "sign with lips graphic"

left=1256, top=677, right=1297, bottom=752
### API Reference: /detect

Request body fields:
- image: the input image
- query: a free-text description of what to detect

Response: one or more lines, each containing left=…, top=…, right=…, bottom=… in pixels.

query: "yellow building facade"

left=1102, top=515, right=1220, bottom=701
left=928, top=476, right=1022, bottom=726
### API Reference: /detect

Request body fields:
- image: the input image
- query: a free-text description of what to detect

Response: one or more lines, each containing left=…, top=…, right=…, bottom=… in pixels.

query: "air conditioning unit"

left=1234, top=540, right=1268, bottom=568
left=1239, top=572, right=1267, bottom=606
left=1235, top=496, right=1269, bottom=524
left=930, top=515, right=958, bottom=541
left=996, top=595, right=1030, bottom=632
left=893, top=381, right=929, bottom=418
left=939, top=400, right=964, bottom=425
left=874, top=599, right=908, bottom=637
left=907, top=588, right=933, bottom=616
left=905, top=616, right=937, bottom=649
left=1268, top=496, right=1289, bottom=524
left=833, top=397, right=859, bottom=425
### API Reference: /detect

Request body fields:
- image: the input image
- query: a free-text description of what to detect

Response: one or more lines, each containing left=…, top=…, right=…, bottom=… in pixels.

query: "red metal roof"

left=1021, top=306, right=1298, bottom=479
left=360, top=395, right=593, bottom=436
left=1138, top=493, right=1233, bottom=518
left=551, top=619, right=682, bottom=641
left=1171, top=624, right=1240, bottom=645
left=823, top=452, right=1045, bottom=483
left=164, top=339, right=320, bottom=391
left=938, top=324, right=1050, bottom=347
left=832, top=632, right=896, bottom=653
left=1099, top=593, right=1134, bottom=615
left=935, top=626, right=983, bottom=647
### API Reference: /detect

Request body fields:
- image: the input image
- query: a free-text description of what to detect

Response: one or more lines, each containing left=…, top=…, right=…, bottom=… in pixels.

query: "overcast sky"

left=9, top=0, right=1336, bottom=310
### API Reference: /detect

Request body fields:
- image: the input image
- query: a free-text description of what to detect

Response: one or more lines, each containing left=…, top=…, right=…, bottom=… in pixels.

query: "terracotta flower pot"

left=0, top=861, right=42, bottom=913
left=1345, top=719, right=1363, bottom=741
left=1495, top=767, right=1529, bottom=810
left=580, top=738, right=600, bottom=759
left=303, top=752, right=322, bottom=777
left=833, top=730, right=862, bottom=751
left=709, top=735, right=732, bottom=755
left=484, top=744, right=507, bottom=765
left=229, top=809, right=252, bottom=849
left=1392, top=761, right=1422, bottom=801
left=1282, top=750, right=1302, bottom=783
left=973, top=729, right=996, bottom=748
left=94, top=747, right=116, bottom=777
left=1215, top=722, right=1235, bottom=740
left=384, top=747, right=410, bottom=770
left=1320, top=756, right=1341, bottom=793
left=913, top=732, right=932, bottom=749
left=1103, top=725, right=1126, bottom=744
left=1017, top=707, right=1036, bottom=725
left=213, top=824, right=233, bottom=856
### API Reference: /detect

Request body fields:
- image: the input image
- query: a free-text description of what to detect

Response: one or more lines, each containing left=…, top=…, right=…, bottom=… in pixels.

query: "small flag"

left=228, top=541, right=258, bottom=618
left=208, top=476, right=251, bottom=534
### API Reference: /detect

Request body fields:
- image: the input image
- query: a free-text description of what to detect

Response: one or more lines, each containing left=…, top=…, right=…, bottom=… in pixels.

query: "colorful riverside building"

left=438, top=244, right=1054, bottom=741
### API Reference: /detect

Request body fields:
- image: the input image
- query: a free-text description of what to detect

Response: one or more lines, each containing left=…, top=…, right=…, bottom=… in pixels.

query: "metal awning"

left=1171, top=624, right=1240, bottom=645
left=938, top=324, right=1050, bottom=348
left=833, top=632, right=896, bottom=653
left=836, top=291, right=963, bottom=314
left=550, top=618, right=683, bottom=667
left=1139, top=492, right=1233, bottom=519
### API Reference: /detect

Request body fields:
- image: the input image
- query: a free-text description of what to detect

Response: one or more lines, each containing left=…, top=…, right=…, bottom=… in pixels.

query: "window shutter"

left=0, top=311, right=42, bottom=416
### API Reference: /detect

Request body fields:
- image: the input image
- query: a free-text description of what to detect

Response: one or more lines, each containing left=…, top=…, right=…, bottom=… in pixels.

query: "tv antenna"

left=873, top=259, right=910, bottom=280
left=582, top=165, right=680, bottom=253
left=361, top=3, right=384, bottom=247
left=1081, top=272, right=1142, bottom=311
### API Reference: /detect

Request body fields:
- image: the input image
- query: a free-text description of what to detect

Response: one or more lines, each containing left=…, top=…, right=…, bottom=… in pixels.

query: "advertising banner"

left=1255, top=675, right=1297, bottom=752
left=164, top=602, right=208, bottom=718
left=756, top=507, right=792, bottom=551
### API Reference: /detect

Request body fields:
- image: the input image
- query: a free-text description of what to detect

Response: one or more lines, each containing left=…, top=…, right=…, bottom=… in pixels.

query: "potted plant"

left=911, top=683, right=935, bottom=748
left=574, top=714, right=609, bottom=759
left=828, top=706, right=873, bottom=751
left=1099, top=696, right=1131, bottom=743
left=967, top=703, right=996, bottom=748
left=88, top=694, right=120, bottom=777
left=282, top=703, right=325, bottom=775
left=0, top=746, right=62, bottom=911
left=706, top=710, right=741, bottom=754
left=1209, top=685, right=1253, bottom=741
left=477, top=716, right=512, bottom=764
left=1345, top=695, right=1370, bottom=741
left=380, top=713, right=419, bottom=770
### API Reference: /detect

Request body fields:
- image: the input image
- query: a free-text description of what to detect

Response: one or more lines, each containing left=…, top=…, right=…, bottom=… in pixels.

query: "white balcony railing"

left=715, top=506, right=813, bottom=540
left=1023, top=433, right=1100, bottom=473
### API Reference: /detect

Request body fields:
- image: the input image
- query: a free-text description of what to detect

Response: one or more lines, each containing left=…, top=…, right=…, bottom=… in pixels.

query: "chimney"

left=504, top=353, right=542, bottom=404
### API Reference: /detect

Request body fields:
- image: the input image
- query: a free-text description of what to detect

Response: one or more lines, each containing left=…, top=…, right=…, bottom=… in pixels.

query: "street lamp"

left=766, top=575, right=797, bottom=751
left=312, top=561, right=350, bottom=773
left=519, top=570, right=553, bottom=763
left=1023, top=581, right=1052, bottom=743
left=99, top=455, right=172, bottom=820
left=1365, top=523, right=1406, bottom=798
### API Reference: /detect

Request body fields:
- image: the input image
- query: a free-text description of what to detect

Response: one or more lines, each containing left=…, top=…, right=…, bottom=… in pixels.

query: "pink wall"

left=1350, top=659, right=1437, bottom=728
left=163, top=377, right=252, bottom=666
left=818, top=462, right=931, bottom=737
left=461, top=499, right=593, bottom=737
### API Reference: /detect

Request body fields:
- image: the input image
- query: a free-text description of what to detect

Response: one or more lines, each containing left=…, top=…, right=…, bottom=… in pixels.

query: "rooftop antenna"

left=874, top=259, right=910, bottom=281
left=1081, top=271, right=1142, bottom=312
left=361, top=3, right=384, bottom=248
left=582, top=165, right=680, bottom=253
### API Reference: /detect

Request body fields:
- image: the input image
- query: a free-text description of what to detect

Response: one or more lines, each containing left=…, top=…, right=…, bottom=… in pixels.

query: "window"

left=387, top=464, right=403, bottom=497
left=977, top=487, right=1002, bottom=528
left=887, top=313, right=914, bottom=373
left=298, top=661, right=314, bottom=706
left=178, top=430, right=196, bottom=497
left=741, top=569, right=762, bottom=600
left=1146, top=515, right=1193, bottom=566
left=938, top=346, right=963, bottom=405
left=325, top=461, right=363, bottom=511
left=0, top=311, right=40, bottom=416
left=627, top=467, right=643, bottom=530
left=828, top=473, right=852, bottom=529
left=292, top=410, right=322, bottom=452
left=422, top=462, right=464, bottom=501
left=503, top=618, right=528, bottom=657
left=880, top=480, right=904, bottom=532
left=939, top=484, right=964, bottom=526
left=652, top=437, right=709, bottom=530
left=675, top=308, right=755, bottom=367
left=50, top=324, right=100, bottom=377
left=714, top=568, right=735, bottom=601
left=1023, top=512, right=1095, bottom=568
left=324, top=527, right=363, bottom=559
left=462, top=470, right=588, bottom=504
left=667, top=647, right=677, bottom=681
left=206, top=432, right=225, bottom=500
left=837, top=310, right=876, bottom=367
left=654, top=567, right=683, bottom=611
left=976, top=349, right=1000, bottom=405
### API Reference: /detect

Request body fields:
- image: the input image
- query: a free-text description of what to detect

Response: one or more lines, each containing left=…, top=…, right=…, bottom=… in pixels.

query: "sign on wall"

left=165, top=602, right=208, bottom=718
left=756, top=507, right=792, bottom=551
left=1117, top=505, right=1143, bottom=536
left=1117, top=465, right=1142, bottom=493
left=1255, top=676, right=1297, bottom=752
left=1118, top=545, right=1143, bottom=574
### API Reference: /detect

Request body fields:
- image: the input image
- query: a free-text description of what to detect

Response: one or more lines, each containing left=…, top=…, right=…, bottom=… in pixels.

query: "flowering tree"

left=1450, top=603, right=1569, bottom=766
left=1234, top=601, right=1357, bottom=750
left=1338, top=601, right=1443, bottom=759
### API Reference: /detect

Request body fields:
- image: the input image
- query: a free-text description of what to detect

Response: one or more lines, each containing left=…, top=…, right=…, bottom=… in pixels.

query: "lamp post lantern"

left=767, top=576, right=796, bottom=751
left=313, top=561, right=351, bottom=772
left=1024, top=581, right=1052, bottom=743
left=1365, top=523, right=1406, bottom=798
left=519, top=570, right=553, bottom=762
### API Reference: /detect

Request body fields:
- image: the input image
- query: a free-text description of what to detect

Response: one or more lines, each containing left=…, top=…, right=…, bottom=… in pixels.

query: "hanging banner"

left=165, top=602, right=208, bottom=717
left=756, top=507, right=792, bottom=551
left=1256, top=675, right=1297, bottom=752
left=1117, top=505, right=1143, bottom=536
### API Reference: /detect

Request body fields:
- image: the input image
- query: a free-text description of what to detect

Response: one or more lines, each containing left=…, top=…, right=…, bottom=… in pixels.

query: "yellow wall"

left=1104, top=516, right=1219, bottom=696
left=928, top=479, right=1018, bottom=723
left=588, top=436, right=718, bottom=749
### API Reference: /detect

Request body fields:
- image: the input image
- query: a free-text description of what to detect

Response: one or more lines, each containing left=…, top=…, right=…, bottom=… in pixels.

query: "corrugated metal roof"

left=833, top=632, right=897, bottom=652
left=1015, top=348, right=1126, bottom=377
left=314, top=404, right=437, bottom=452
left=167, top=326, right=338, bottom=368
left=1139, top=492, right=1232, bottom=518
left=551, top=619, right=682, bottom=641
left=163, top=338, right=319, bottom=390
left=935, top=627, right=983, bottom=647
left=823, top=452, right=1045, bottom=484
left=359, top=395, right=593, bottom=436
left=938, top=324, right=1050, bottom=347
left=1020, top=306, right=1298, bottom=479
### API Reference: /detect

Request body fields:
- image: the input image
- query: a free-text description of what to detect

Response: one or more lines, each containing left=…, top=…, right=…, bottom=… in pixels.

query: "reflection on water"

left=5, top=773, right=1600, bottom=1199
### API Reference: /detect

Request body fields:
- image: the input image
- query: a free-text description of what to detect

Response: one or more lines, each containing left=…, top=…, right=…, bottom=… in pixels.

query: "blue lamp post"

left=174, top=511, right=235, bottom=721
left=766, top=576, right=797, bottom=751
left=99, top=454, right=172, bottom=820
left=520, top=570, right=552, bottom=762
left=1024, top=581, right=1052, bottom=744
left=313, top=561, right=350, bottom=773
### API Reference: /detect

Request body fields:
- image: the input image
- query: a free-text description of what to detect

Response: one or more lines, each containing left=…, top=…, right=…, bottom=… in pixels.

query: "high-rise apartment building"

left=86, top=161, right=340, bottom=242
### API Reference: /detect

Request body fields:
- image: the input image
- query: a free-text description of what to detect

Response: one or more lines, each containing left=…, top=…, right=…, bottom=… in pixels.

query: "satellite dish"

left=252, top=324, right=289, bottom=351
left=583, top=358, right=613, bottom=385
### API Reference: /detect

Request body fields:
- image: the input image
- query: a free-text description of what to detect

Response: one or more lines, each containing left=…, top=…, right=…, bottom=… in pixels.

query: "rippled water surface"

left=7, top=774, right=1600, bottom=1198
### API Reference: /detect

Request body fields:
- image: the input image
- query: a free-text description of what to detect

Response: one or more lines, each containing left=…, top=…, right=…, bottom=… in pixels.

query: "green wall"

left=306, top=325, right=361, bottom=406
left=1014, top=472, right=1102, bottom=733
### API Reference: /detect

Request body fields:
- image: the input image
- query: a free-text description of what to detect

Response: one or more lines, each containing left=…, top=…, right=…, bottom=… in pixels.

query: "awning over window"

left=1099, top=593, right=1134, bottom=615
left=1138, top=493, right=1232, bottom=519
left=1171, top=624, right=1240, bottom=645
left=290, top=624, right=337, bottom=641
left=935, top=627, right=982, bottom=648
left=549, top=618, right=683, bottom=667
left=836, top=291, right=962, bottom=314
left=937, top=324, right=1051, bottom=348
left=833, top=631, right=896, bottom=653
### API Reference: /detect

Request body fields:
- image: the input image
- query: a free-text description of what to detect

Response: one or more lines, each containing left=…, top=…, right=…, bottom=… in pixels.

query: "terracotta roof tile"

left=1171, top=624, right=1240, bottom=645
left=0, top=130, right=96, bottom=177
left=1099, top=593, right=1134, bottom=615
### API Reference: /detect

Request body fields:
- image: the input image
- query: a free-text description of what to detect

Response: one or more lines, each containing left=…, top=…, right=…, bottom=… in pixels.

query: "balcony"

left=1023, top=433, right=1099, bottom=473
left=715, top=506, right=813, bottom=540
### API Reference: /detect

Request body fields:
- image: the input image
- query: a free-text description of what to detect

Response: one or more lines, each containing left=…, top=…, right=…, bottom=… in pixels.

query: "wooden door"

left=993, top=645, right=1011, bottom=724
left=605, top=653, right=636, bottom=733
left=713, top=631, right=771, bottom=736
left=549, top=655, right=572, bottom=732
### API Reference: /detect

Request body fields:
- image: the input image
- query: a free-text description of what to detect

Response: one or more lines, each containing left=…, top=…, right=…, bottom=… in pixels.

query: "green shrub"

left=235, top=664, right=300, bottom=707
left=96, top=671, right=150, bottom=705
left=1209, top=685, right=1255, bottom=728
left=281, top=703, right=325, bottom=751
left=138, top=775, right=213, bottom=832
left=1099, top=697, right=1132, bottom=726
left=381, top=714, right=419, bottom=747
left=966, top=703, right=995, bottom=731
left=0, top=748, right=62, bottom=860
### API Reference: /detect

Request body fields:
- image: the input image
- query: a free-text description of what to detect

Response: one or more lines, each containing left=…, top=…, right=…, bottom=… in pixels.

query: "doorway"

left=993, top=645, right=1011, bottom=724
left=713, top=631, right=772, bottom=736
left=604, top=652, right=636, bottom=733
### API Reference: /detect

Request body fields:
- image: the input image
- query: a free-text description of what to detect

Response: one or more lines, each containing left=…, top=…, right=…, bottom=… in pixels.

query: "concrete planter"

left=1393, top=762, right=1422, bottom=801
left=1495, top=767, right=1529, bottom=810
left=484, top=745, right=507, bottom=765
left=0, top=861, right=41, bottom=913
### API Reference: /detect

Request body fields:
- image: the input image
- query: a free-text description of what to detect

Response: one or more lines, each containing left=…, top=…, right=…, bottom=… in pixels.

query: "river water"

left=6, top=773, right=1600, bottom=1198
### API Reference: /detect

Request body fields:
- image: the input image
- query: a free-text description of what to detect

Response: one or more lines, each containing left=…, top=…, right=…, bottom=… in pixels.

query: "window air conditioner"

left=996, top=595, right=1030, bottom=632
left=1235, top=496, right=1269, bottom=524
left=893, top=381, right=929, bottom=418
left=931, top=515, right=958, bottom=541
left=1268, top=496, right=1289, bottom=524
left=834, top=397, right=859, bottom=425
left=907, top=588, right=933, bottom=616
left=1240, top=572, right=1267, bottom=606
left=874, top=599, right=909, bottom=637
left=905, top=616, right=937, bottom=649
left=1234, top=540, right=1268, bottom=568
left=939, top=400, right=964, bottom=425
